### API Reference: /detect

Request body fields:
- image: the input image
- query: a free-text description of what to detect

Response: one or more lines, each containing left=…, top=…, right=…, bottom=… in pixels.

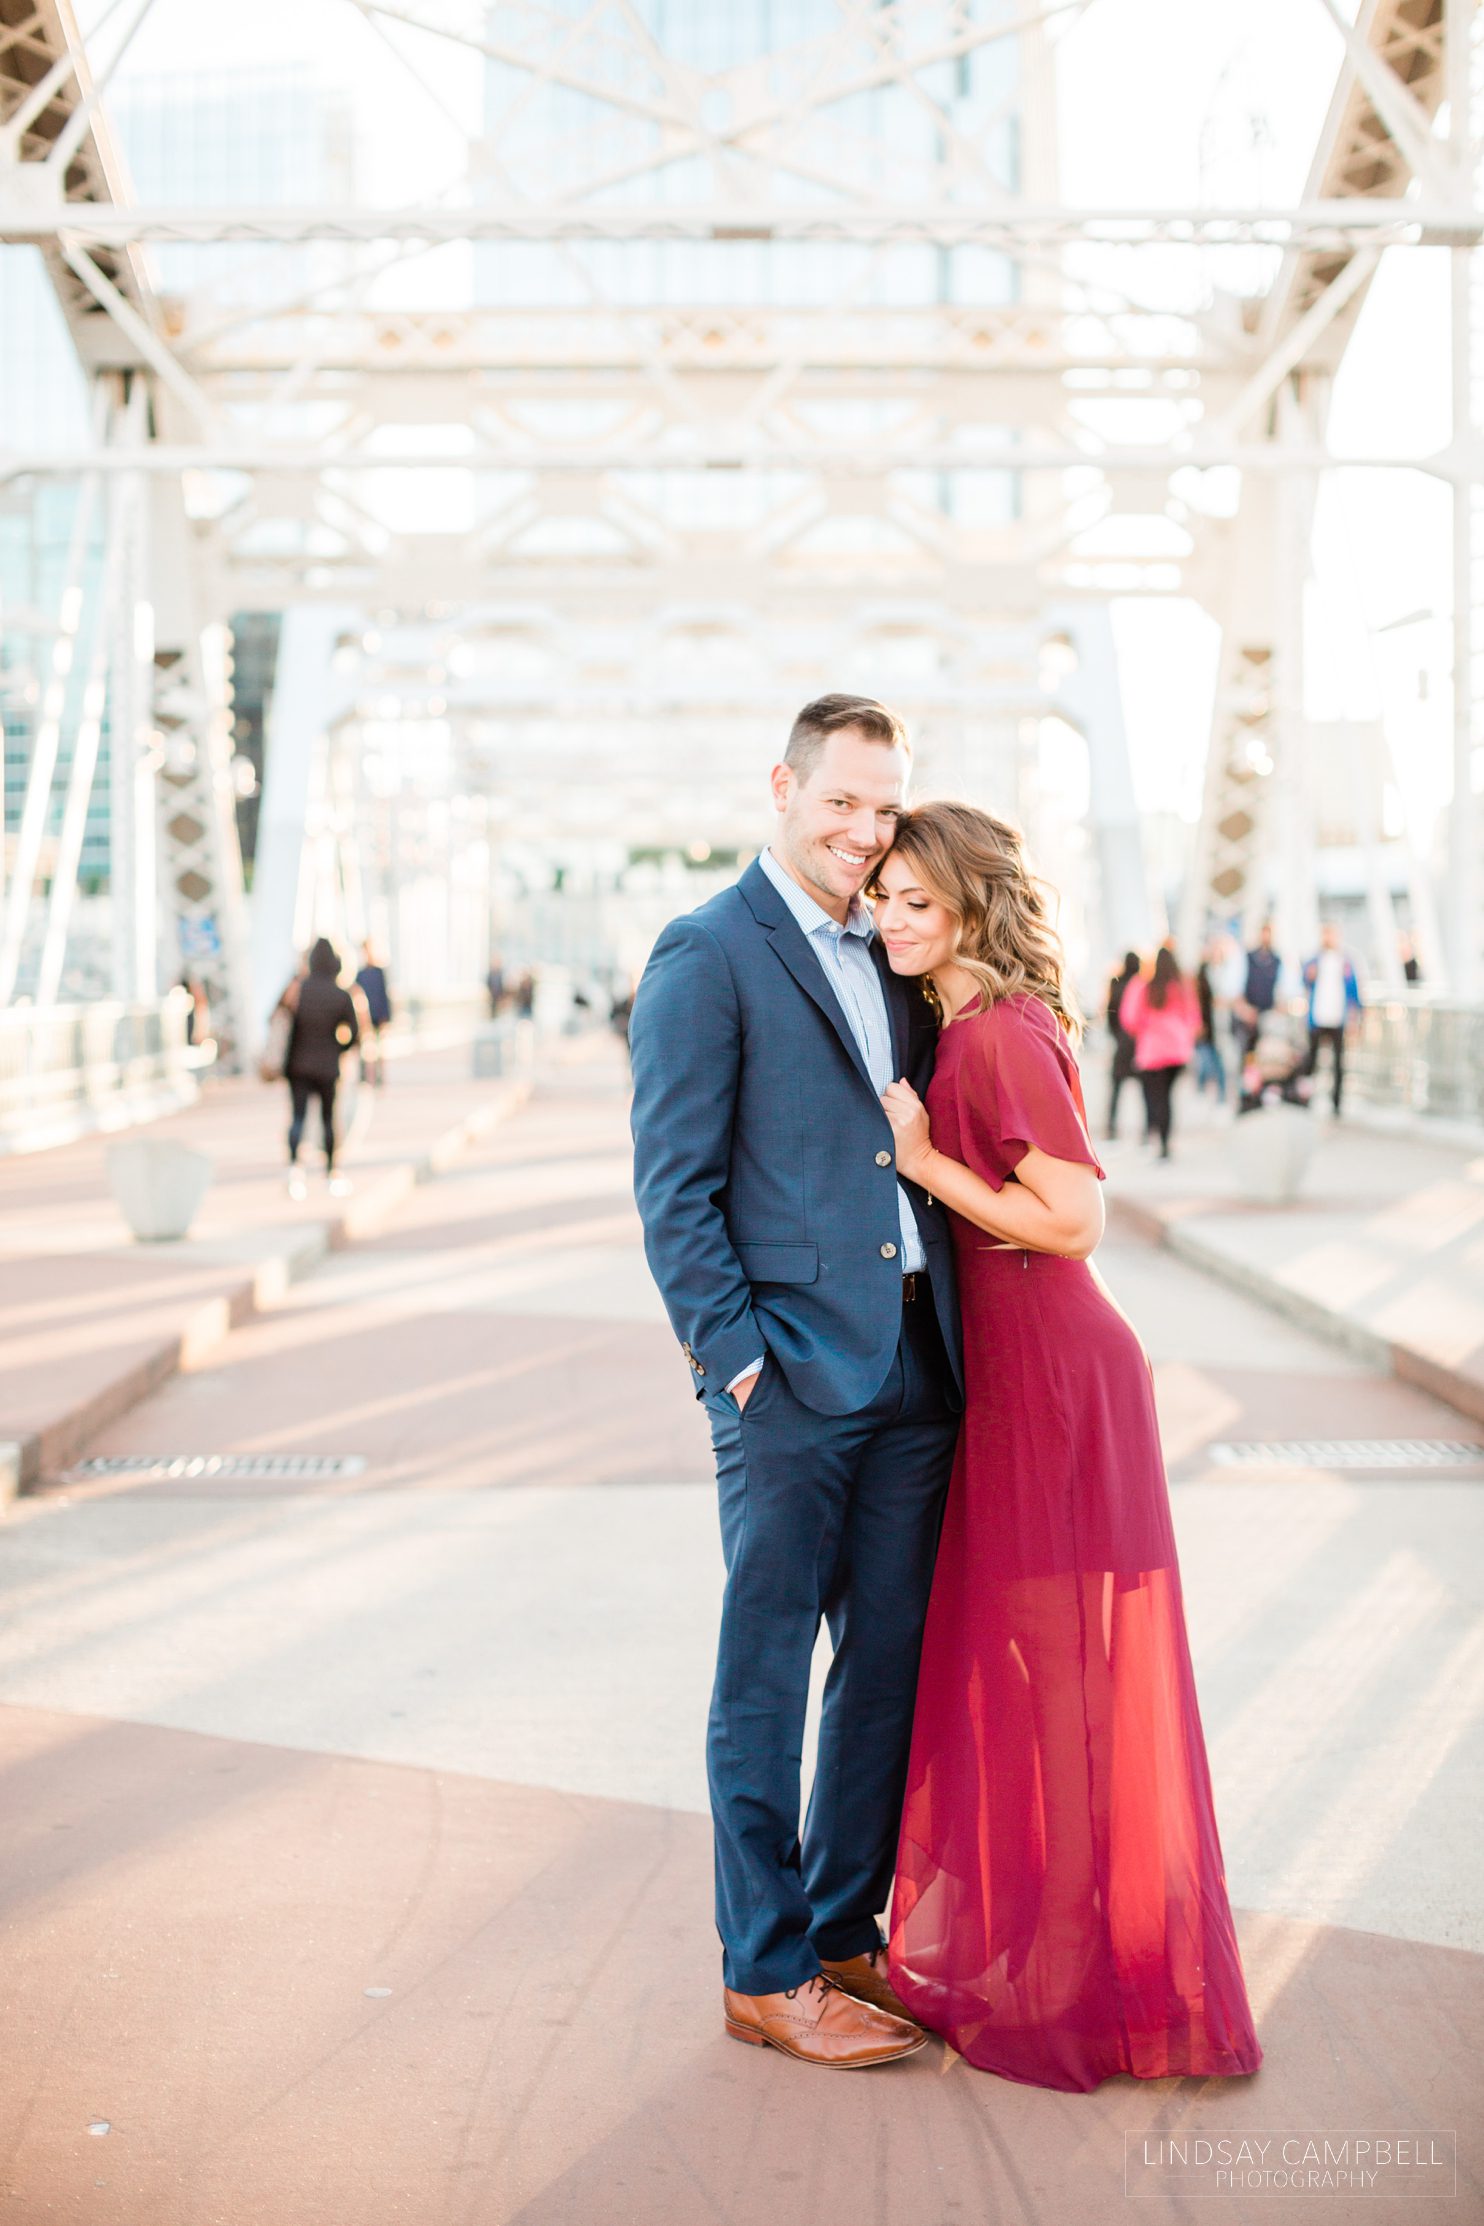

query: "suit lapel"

left=765, top=920, right=876, bottom=1094
left=870, top=934, right=910, bottom=1079
left=739, top=857, right=877, bottom=1097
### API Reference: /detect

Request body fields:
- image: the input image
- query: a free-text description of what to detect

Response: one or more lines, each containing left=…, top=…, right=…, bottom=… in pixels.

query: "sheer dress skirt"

left=887, top=1245, right=1263, bottom=2093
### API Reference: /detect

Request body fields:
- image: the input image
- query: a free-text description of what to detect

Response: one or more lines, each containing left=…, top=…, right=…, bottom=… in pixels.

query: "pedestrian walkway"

left=1102, top=1092, right=1484, bottom=1425
left=0, top=1048, right=1480, bottom=2224
left=0, top=1044, right=529, bottom=1497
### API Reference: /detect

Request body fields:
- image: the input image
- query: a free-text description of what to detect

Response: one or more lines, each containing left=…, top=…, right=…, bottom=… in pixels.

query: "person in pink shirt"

left=1118, top=946, right=1201, bottom=1159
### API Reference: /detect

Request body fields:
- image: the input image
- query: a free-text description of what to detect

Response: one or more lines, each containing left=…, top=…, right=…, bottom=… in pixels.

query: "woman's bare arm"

left=918, top=1141, right=1104, bottom=1258
left=881, top=1079, right=1104, bottom=1259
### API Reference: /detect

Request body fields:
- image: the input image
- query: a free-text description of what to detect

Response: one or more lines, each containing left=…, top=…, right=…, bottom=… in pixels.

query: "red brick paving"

left=1, top=1702, right=1478, bottom=2226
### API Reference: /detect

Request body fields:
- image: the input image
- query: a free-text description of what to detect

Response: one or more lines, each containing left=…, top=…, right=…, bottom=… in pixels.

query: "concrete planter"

left=472, top=1021, right=507, bottom=1078
left=1230, top=1103, right=1317, bottom=1204
left=106, top=1136, right=214, bottom=1242
left=472, top=1019, right=535, bottom=1079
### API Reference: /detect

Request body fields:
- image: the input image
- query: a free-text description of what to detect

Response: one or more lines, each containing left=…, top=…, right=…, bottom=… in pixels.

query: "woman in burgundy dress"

left=871, top=800, right=1262, bottom=2093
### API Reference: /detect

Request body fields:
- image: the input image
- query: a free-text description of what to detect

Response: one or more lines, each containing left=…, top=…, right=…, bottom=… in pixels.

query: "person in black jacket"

left=279, top=938, right=361, bottom=1196
left=1104, top=949, right=1142, bottom=1141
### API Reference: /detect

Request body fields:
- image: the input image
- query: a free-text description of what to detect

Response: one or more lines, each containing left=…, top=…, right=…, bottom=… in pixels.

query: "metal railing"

left=1346, top=996, right=1484, bottom=1130
left=380, top=991, right=491, bottom=1051
left=0, top=990, right=208, bottom=1145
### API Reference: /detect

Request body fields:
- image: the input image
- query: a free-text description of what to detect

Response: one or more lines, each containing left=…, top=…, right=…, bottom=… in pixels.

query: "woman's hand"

left=881, top=1078, right=933, bottom=1183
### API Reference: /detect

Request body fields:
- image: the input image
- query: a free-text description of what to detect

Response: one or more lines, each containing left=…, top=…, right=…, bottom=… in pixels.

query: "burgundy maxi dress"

left=887, top=992, right=1262, bottom=2092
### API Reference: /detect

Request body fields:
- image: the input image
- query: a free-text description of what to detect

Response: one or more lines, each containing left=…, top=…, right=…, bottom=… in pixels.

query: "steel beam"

left=0, top=440, right=1452, bottom=478
left=1446, top=0, right=1483, bottom=995
left=0, top=196, right=1474, bottom=249
left=105, top=377, right=155, bottom=1004
left=147, top=488, right=256, bottom=1062
left=0, top=423, right=102, bottom=1005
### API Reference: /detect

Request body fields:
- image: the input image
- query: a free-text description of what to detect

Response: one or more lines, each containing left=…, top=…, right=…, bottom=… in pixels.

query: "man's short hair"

left=784, top=693, right=911, bottom=783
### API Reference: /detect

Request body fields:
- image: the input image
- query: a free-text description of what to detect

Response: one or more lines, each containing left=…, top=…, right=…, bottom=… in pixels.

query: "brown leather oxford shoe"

left=818, top=1945, right=922, bottom=2027
left=723, top=1971, right=926, bottom=2067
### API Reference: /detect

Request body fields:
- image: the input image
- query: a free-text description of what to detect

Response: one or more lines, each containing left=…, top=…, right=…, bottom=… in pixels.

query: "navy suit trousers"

left=703, top=1288, right=959, bottom=1996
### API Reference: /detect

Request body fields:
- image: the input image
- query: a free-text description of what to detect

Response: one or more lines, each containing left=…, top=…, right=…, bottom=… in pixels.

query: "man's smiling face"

left=769, top=725, right=911, bottom=920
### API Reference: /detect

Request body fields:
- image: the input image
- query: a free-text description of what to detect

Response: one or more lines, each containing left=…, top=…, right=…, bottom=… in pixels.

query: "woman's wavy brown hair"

left=874, top=798, right=1082, bottom=1040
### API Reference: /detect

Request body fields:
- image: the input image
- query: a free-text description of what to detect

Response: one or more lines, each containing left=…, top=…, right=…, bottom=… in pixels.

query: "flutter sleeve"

left=968, top=995, right=1107, bottom=1189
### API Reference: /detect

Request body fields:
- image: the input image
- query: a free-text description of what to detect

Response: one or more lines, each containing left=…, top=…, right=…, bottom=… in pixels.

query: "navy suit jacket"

left=629, top=858, right=964, bottom=1417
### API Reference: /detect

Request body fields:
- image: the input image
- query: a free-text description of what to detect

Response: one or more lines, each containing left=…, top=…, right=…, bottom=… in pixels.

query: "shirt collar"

left=760, top=846, right=874, bottom=941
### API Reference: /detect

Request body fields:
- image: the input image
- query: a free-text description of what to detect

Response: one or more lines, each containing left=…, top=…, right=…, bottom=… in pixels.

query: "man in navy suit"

left=630, top=694, right=964, bottom=2068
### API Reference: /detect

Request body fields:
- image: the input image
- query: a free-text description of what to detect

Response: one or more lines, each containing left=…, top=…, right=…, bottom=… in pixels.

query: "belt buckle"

left=901, top=1271, right=918, bottom=1304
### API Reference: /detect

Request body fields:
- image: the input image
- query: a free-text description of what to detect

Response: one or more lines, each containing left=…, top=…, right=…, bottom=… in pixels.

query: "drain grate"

left=1209, top=1439, right=1484, bottom=1471
left=67, top=1453, right=367, bottom=1482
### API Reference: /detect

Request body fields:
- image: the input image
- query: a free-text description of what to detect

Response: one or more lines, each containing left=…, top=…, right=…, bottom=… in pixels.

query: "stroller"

left=1237, top=1013, right=1314, bottom=1116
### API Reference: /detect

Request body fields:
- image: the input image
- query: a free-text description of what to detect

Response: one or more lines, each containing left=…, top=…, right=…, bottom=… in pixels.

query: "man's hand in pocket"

left=733, top=1367, right=762, bottom=1412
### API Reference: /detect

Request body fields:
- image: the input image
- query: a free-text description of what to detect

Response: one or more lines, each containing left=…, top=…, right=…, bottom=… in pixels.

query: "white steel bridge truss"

left=0, top=0, right=1479, bottom=1059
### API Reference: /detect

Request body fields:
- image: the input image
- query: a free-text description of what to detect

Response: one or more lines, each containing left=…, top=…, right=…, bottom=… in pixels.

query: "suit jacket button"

left=880, top=1241, right=898, bottom=1260
left=875, top=1150, right=891, bottom=1166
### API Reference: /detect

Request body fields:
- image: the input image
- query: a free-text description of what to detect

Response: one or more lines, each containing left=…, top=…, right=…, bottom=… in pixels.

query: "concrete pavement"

left=1100, top=1083, right=1484, bottom=1425
left=0, top=1046, right=530, bottom=1498
left=1, top=1047, right=1480, bottom=2225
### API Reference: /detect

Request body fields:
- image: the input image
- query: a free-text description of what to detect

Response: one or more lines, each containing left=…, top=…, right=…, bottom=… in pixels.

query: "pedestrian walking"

left=1193, top=943, right=1227, bottom=1101
left=1232, top=921, right=1281, bottom=1062
left=1103, top=949, right=1142, bottom=1141
left=1119, top=948, right=1201, bottom=1160
left=355, top=940, right=393, bottom=1087
left=276, top=937, right=362, bottom=1198
left=177, top=971, right=213, bottom=1055
left=609, top=973, right=636, bottom=1069
left=1301, top=922, right=1363, bottom=1115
